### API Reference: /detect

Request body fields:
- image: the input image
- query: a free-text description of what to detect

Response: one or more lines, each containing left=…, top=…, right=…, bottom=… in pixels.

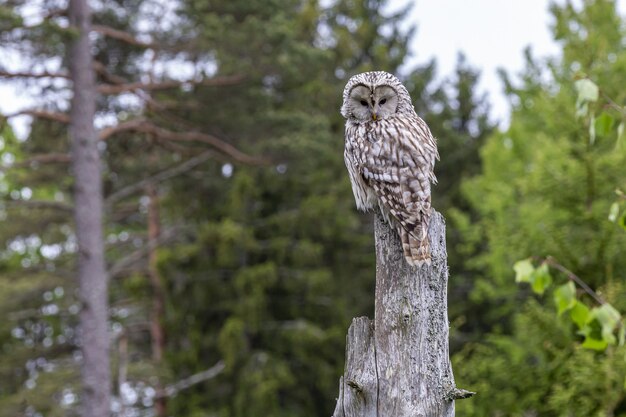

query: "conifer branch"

left=157, top=361, right=225, bottom=398
left=98, top=119, right=147, bottom=140
left=92, top=61, right=128, bottom=84
left=4, top=200, right=73, bottom=212
left=105, top=150, right=214, bottom=207
left=92, top=24, right=154, bottom=48
left=1, top=153, right=71, bottom=171
left=108, top=227, right=178, bottom=278
left=0, top=70, right=69, bottom=79
left=99, top=120, right=265, bottom=165
left=4, top=109, right=70, bottom=123
left=97, top=74, right=244, bottom=95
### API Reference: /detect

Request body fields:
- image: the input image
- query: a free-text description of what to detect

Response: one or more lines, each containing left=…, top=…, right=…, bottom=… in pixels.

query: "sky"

left=389, top=0, right=625, bottom=126
left=2, top=1, right=625, bottom=134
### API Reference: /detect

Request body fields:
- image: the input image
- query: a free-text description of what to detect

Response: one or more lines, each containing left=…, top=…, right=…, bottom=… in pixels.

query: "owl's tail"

left=399, top=224, right=431, bottom=267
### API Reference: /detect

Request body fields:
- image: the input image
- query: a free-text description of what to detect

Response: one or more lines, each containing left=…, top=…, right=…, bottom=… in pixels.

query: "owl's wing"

left=356, top=116, right=438, bottom=239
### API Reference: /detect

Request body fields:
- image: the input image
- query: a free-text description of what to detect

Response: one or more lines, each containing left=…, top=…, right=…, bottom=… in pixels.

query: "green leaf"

left=554, top=281, right=576, bottom=315
left=619, top=211, right=626, bottom=231
left=618, top=323, right=625, bottom=347
left=575, top=78, right=599, bottom=102
left=589, top=113, right=596, bottom=145
left=591, top=303, right=621, bottom=345
left=616, top=122, right=625, bottom=151
left=578, top=319, right=608, bottom=350
left=576, top=101, right=589, bottom=118
left=594, top=112, right=615, bottom=137
left=530, top=263, right=552, bottom=295
left=609, top=202, right=620, bottom=222
left=575, top=79, right=599, bottom=119
left=570, top=300, right=591, bottom=328
left=581, top=335, right=609, bottom=350
left=513, top=259, right=534, bottom=283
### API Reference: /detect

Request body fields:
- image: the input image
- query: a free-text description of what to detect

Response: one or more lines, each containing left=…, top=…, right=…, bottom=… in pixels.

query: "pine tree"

left=452, top=1, right=626, bottom=415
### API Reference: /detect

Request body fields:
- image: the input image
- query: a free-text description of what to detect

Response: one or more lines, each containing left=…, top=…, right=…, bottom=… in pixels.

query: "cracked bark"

left=332, top=211, right=472, bottom=417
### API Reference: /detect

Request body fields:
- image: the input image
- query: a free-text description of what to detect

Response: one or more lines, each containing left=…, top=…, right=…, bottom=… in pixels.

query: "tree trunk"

left=147, top=185, right=167, bottom=416
left=332, top=211, right=472, bottom=417
left=68, top=1, right=111, bottom=416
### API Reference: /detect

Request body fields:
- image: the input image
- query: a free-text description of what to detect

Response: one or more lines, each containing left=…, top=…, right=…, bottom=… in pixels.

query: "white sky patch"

left=1, top=0, right=625, bottom=136
left=0, top=49, right=69, bottom=139
left=221, top=163, right=233, bottom=178
left=137, top=0, right=183, bottom=34
left=388, top=0, right=626, bottom=128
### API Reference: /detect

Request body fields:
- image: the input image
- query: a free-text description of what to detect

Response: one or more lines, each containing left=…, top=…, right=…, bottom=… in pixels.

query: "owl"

left=341, top=71, right=439, bottom=267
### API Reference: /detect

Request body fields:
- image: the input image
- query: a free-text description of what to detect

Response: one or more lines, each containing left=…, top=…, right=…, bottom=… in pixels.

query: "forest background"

left=0, top=0, right=625, bottom=416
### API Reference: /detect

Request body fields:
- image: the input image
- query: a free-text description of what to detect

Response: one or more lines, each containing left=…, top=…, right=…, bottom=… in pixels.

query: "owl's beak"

left=371, top=112, right=378, bottom=121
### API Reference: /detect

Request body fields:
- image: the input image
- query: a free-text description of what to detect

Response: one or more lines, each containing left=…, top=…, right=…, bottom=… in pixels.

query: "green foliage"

left=514, top=259, right=552, bottom=295
left=10, top=0, right=626, bottom=416
left=514, top=258, right=624, bottom=351
left=609, top=189, right=626, bottom=231
left=512, top=71, right=626, bottom=350
left=455, top=300, right=626, bottom=417
left=153, top=1, right=436, bottom=415
left=454, top=1, right=626, bottom=415
left=574, top=78, right=599, bottom=118
left=554, top=281, right=576, bottom=316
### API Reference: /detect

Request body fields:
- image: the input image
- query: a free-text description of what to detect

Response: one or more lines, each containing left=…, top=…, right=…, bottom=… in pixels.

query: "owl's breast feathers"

left=344, top=114, right=439, bottom=255
left=347, top=115, right=438, bottom=191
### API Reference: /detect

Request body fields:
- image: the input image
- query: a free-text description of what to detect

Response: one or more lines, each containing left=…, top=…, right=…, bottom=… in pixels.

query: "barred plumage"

left=341, top=71, right=439, bottom=267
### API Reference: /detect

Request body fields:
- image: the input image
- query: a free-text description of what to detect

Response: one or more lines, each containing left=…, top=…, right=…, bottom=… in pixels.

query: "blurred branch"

left=108, top=227, right=178, bottom=279
left=1, top=153, right=71, bottom=171
left=92, top=24, right=154, bottom=48
left=158, top=361, right=226, bottom=398
left=544, top=256, right=606, bottom=305
left=105, top=150, right=214, bottom=208
left=0, top=70, right=69, bottom=79
left=93, top=61, right=128, bottom=85
left=4, top=199, right=73, bottom=212
left=4, top=109, right=70, bottom=123
left=97, top=74, right=244, bottom=95
left=100, top=120, right=265, bottom=165
left=99, top=118, right=147, bottom=140
left=601, top=91, right=626, bottom=116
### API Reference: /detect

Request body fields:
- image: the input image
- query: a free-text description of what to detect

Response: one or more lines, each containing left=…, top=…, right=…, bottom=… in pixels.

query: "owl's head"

left=340, top=71, right=413, bottom=123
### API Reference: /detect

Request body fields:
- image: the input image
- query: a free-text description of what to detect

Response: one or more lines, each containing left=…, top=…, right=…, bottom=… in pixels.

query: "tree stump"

left=332, top=211, right=473, bottom=417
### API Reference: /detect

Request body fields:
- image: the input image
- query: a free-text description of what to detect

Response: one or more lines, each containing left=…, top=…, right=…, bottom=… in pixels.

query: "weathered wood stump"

left=332, top=211, right=473, bottom=417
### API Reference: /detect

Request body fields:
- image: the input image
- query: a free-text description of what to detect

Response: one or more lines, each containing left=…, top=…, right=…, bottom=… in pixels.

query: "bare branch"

left=4, top=109, right=70, bottom=124
left=92, top=61, right=128, bottom=85
left=601, top=91, right=626, bottom=117
left=4, top=199, right=73, bottom=212
left=97, top=74, right=244, bottom=95
left=544, top=256, right=606, bottom=305
left=105, top=150, right=214, bottom=208
left=0, top=70, right=69, bottom=79
left=158, top=361, right=225, bottom=398
left=2, top=153, right=71, bottom=171
left=108, top=227, right=178, bottom=279
left=98, top=118, right=147, bottom=140
left=92, top=24, right=154, bottom=48
left=99, top=120, right=265, bottom=165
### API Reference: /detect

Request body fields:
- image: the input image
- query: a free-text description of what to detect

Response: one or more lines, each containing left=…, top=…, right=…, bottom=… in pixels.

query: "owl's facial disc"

left=348, top=85, right=373, bottom=122
left=348, top=85, right=399, bottom=122
left=372, top=85, right=399, bottom=120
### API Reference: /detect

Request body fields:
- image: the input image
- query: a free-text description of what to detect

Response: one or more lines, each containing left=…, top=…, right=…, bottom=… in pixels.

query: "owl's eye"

left=360, top=100, right=368, bottom=106
left=380, top=98, right=387, bottom=105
